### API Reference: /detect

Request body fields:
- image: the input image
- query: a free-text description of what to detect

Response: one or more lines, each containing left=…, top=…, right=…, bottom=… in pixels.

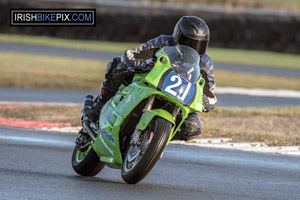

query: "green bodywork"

left=91, top=49, right=205, bottom=169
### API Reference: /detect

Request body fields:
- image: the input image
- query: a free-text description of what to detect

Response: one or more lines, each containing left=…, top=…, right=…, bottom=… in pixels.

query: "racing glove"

left=128, top=59, right=153, bottom=74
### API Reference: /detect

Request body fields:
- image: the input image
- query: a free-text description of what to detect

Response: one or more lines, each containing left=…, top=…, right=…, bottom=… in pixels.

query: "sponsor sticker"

left=100, top=125, right=115, bottom=144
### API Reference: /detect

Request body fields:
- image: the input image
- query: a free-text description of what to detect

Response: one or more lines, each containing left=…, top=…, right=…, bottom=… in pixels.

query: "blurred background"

left=1, top=2, right=300, bottom=197
left=1, top=0, right=300, bottom=53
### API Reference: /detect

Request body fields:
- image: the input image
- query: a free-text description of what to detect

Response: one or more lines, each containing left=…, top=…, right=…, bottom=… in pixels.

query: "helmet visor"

left=177, top=34, right=208, bottom=55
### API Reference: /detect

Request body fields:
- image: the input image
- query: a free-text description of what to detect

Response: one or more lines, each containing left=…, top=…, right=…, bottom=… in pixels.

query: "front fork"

left=130, top=95, right=156, bottom=145
left=130, top=95, right=180, bottom=145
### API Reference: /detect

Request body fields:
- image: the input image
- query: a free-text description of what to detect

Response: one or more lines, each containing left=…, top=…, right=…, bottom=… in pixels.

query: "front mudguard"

left=137, top=109, right=175, bottom=131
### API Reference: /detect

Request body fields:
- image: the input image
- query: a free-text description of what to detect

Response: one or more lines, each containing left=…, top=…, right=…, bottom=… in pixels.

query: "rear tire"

left=121, top=117, right=172, bottom=184
left=72, top=146, right=105, bottom=177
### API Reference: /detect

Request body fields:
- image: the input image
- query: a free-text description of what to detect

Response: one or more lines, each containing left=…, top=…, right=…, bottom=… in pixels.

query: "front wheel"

left=121, top=117, right=172, bottom=184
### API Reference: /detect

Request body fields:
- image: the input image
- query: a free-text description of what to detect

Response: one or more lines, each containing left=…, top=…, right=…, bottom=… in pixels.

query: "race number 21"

left=163, top=75, right=192, bottom=102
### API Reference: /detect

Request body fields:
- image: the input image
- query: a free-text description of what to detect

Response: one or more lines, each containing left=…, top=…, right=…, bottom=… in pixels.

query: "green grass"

left=0, top=52, right=107, bottom=91
left=208, top=48, right=300, bottom=70
left=215, top=70, right=300, bottom=91
left=0, top=34, right=138, bottom=54
left=199, top=106, right=300, bottom=146
left=1, top=34, right=300, bottom=70
left=0, top=52, right=299, bottom=91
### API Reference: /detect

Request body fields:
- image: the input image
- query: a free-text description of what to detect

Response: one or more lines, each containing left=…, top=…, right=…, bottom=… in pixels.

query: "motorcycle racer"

left=82, top=16, right=217, bottom=141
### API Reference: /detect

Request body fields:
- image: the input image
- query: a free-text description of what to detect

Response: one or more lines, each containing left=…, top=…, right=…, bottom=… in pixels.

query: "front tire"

left=121, top=117, right=172, bottom=184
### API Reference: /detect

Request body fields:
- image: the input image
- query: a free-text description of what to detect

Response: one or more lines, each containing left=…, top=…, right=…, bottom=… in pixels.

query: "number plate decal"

left=161, top=71, right=195, bottom=105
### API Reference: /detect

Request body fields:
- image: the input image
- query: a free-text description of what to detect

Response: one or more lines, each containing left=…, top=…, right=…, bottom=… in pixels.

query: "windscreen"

left=162, top=45, right=200, bottom=83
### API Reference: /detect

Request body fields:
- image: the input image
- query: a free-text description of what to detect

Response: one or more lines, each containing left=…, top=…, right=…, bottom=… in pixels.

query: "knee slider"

left=174, top=113, right=202, bottom=141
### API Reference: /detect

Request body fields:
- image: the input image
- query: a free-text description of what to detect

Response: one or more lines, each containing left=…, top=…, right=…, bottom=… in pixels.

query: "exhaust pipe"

left=82, top=121, right=97, bottom=140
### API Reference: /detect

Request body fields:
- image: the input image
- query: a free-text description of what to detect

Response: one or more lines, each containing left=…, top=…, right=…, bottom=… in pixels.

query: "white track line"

left=0, top=134, right=74, bottom=147
left=0, top=101, right=80, bottom=106
left=216, top=87, right=300, bottom=98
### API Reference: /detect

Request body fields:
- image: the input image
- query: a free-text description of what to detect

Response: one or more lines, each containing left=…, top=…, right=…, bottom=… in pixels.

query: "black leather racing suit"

left=93, top=35, right=217, bottom=141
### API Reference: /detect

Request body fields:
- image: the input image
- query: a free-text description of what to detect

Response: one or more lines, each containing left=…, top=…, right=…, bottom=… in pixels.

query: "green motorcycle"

left=71, top=45, right=205, bottom=184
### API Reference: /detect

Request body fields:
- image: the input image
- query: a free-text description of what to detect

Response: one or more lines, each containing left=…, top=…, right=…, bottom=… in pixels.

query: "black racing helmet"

left=173, top=16, right=210, bottom=55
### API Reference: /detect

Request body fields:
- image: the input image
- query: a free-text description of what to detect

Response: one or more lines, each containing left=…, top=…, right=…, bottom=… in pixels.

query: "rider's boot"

left=79, top=81, right=116, bottom=136
left=78, top=95, right=105, bottom=141
left=81, top=95, right=105, bottom=123
left=171, top=113, right=202, bottom=141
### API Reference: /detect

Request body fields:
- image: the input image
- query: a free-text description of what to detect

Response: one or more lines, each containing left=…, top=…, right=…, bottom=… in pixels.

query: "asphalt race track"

left=0, top=127, right=299, bottom=200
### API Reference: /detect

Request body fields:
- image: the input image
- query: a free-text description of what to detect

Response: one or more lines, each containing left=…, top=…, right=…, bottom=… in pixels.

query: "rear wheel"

left=71, top=133, right=105, bottom=176
left=121, top=117, right=172, bottom=184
